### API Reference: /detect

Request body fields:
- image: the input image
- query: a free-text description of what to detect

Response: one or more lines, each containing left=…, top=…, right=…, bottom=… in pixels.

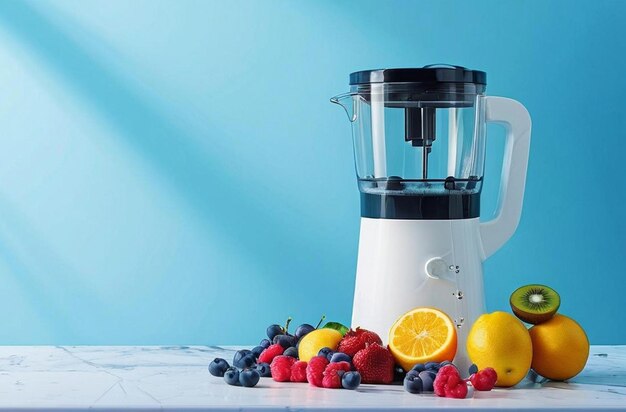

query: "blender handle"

left=480, top=96, right=532, bottom=259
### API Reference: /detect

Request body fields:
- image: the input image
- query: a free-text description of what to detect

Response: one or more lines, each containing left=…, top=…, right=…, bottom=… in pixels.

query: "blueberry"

left=256, top=362, right=272, bottom=377
left=393, top=365, right=406, bottom=384
left=469, top=363, right=479, bottom=375
left=239, top=368, right=261, bottom=387
left=341, top=371, right=361, bottom=390
left=402, top=370, right=420, bottom=387
left=208, top=358, right=230, bottom=377
left=326, top=351, right=335, bottom=361
left=259, top=339, right=271, bottom=349
left=223, top=367, right=240, bottom=386
left=233, top=350, right=255, bottom=369
left=251, top=346, right=265, bottom=359
left=406, top=369, right=420, bottom=378
left=411, top=363, right=426, bottom=373
left=425, top=361, right=439, bottom=371
left=418, top=370, right=437, bottom=392
left=283, top=347, right=298, bottom=358
left=244, top=354, right=257, bottom=368
left=330, top=352, right=351, bottom=364
left=266, top=324, right=284, bottom=340
left=294, top=324, right=315, bottom=340
left=318, top=347, right=333, bottom=358
left=233, top=350, right=251, bottom=364
left=273, top=334, right=296, bottom=349
left=404, top=374, right=423, bottom=394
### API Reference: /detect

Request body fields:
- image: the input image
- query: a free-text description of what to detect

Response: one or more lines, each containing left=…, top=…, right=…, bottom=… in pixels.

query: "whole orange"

left=466, top=311, right=532, bottom=387
left=529, top=314, right=589, bottom=380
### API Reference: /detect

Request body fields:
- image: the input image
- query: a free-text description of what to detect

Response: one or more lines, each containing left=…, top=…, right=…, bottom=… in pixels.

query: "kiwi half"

left=510, top=284, right=560, bottom=324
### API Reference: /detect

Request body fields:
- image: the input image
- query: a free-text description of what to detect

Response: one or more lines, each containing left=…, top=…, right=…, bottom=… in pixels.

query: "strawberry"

left=258, top=343, right=284, bottom=364
left=338, top=327, right=382, bottom=357
left=270, top=355, right=295, bottom=382
left=352, top=343, right=395, bottom=384
left=290, top=361, right=308, bottom=383
left=322, top=361, right=351, bottom=388
left=306, top=355, right=329, bottom=387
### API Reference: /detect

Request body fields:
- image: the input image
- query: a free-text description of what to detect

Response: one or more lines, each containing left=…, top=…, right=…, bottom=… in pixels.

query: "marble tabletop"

left=0, top=345, right=623, bottom=411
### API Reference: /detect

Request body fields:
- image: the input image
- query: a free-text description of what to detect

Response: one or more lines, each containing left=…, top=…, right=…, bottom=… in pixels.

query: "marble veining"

left=0, top=345, right=623, bottom=410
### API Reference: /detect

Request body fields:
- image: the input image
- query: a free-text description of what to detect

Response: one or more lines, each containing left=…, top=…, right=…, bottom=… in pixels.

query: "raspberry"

left=446, top=380, right=468, bottom=399
left=322, top=361, right=351, bottom=389
left=258, top=344, right=284, bottom=364
left=290, top=361, right=308, bottom=383
left=434, top=365, right=467, bottom=399
left=306, top=355, right=329, bottom=387
left=470, top=367, right=498, bottom=391
left=271, top=356, right=295, bottom=382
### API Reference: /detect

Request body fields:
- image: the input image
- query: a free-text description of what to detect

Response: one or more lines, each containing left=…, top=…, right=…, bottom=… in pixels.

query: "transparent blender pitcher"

left=331, top=65, right=487, bottom=220
left=331, top=65, right=532, bottom=372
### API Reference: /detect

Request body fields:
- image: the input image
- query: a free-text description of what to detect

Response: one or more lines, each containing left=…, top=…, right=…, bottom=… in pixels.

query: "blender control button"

left=425, top=258, right=448, bottom=279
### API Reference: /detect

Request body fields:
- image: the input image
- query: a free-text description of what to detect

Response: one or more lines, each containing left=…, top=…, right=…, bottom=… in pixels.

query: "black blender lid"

left=349, top=65, right=486, bottom=86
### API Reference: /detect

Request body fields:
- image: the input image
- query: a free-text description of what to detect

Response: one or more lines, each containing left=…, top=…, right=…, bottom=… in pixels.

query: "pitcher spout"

left=330, top=92, right=357, bottom=122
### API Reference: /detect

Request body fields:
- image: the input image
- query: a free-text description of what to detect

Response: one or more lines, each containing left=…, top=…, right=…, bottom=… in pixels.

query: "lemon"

left=467, top=311, right=532, bottom=387
left=529, top=314, right=589, bottom=380
left=388, top=307, right=457, bottom=372
left=298, top=328, right=342, bottom=362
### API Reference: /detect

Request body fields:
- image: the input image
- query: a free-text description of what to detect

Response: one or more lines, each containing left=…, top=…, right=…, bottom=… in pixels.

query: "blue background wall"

left=0, top=0, right=623, bottom=345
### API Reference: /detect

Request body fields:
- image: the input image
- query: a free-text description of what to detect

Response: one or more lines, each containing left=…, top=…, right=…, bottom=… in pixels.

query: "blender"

left=331, top=65, right=531, bottom=371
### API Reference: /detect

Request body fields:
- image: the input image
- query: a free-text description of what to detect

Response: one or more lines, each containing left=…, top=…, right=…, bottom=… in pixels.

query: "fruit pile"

left=209, top=317, right=388, bottom=389
left=208, top=283, right=588, bottom=396
left=512, top=284, right=590, bottom=382
left=207, top=311, right=498, bottom=399
left=402, top=361, right=497, bottom=398
left=466, top=284, right=589, bottom=387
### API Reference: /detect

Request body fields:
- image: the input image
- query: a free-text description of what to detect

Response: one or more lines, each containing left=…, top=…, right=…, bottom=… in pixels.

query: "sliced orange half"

left=388, top=307, right=458, bottom=372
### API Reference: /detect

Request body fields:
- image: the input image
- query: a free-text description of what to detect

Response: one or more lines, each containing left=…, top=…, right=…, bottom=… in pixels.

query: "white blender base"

left=351, top=217, right=486, bottom=375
